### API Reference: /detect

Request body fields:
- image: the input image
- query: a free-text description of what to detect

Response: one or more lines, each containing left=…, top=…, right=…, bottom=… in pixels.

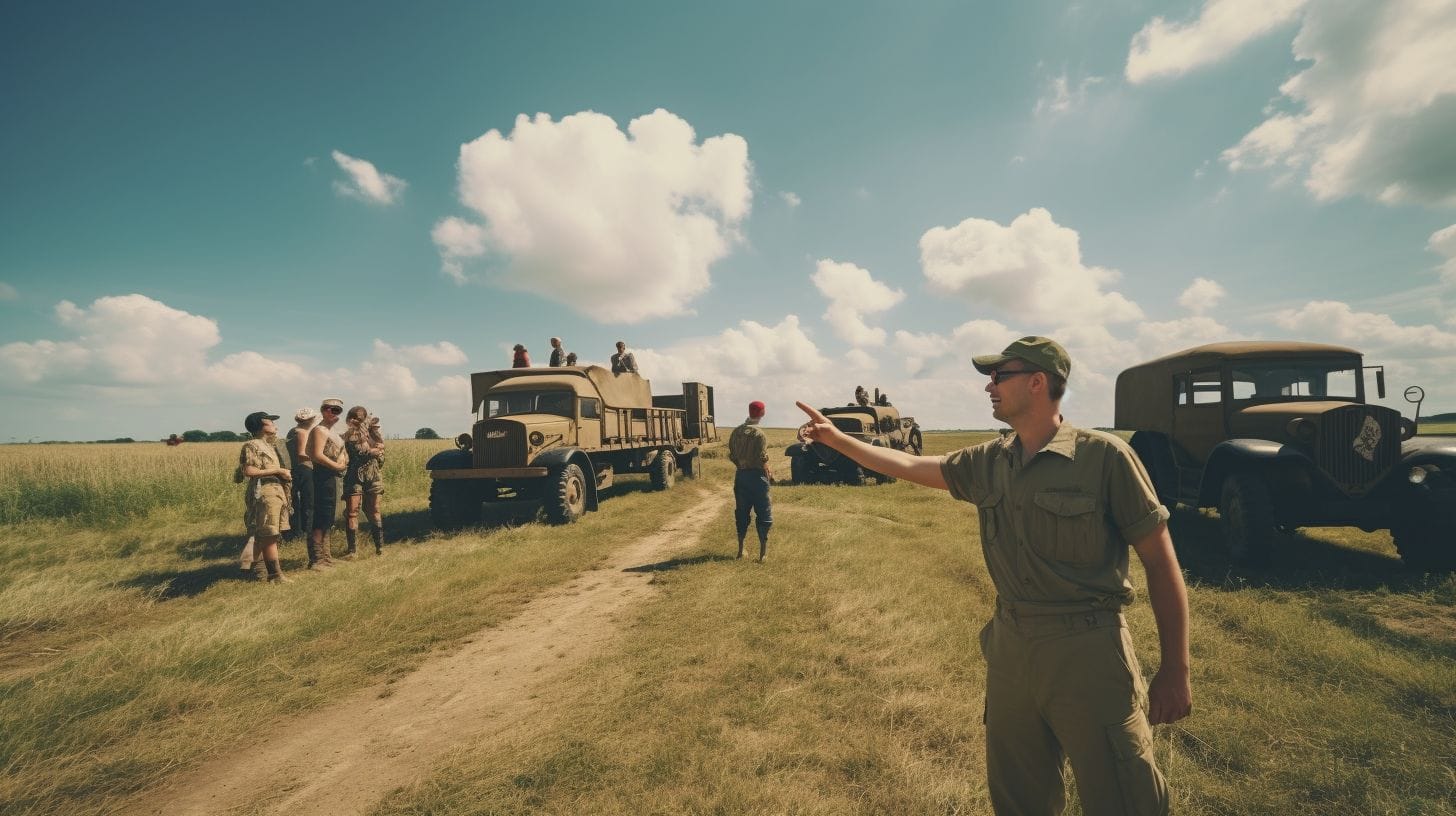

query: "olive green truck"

left=427, top=366, right=716, bottom=527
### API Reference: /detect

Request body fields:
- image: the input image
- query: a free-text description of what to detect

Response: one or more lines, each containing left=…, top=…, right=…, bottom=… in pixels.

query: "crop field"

left=1, top=434, right=1453, bottom=815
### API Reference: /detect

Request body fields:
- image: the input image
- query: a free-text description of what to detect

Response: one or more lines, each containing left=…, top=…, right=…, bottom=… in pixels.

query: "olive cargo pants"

left=980, top=604, right=1169, bottom=816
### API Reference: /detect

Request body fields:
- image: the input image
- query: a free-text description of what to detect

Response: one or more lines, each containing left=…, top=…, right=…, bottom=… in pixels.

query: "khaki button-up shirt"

left=940, top=423, right=1169, bottom=610
left=728, top=422, right=768, bottom=469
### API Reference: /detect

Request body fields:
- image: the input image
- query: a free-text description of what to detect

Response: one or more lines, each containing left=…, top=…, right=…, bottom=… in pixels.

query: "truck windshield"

left=1229, top=361, right=1359, bottom=402
left=485, top=390, right=574, bottom=418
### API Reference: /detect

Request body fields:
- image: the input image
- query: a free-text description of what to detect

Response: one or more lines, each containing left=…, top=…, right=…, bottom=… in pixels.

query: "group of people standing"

left=508, top=338, right=639, bottom=374
left=237, top=398, right=387, bottom=583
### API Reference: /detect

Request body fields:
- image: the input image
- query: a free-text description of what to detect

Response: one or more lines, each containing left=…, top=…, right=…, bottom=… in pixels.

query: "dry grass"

left=2, top=433, right=1454, bottom=815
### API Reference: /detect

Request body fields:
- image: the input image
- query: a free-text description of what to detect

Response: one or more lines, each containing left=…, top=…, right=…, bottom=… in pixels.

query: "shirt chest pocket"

left=1028, top=490, right=1106, bottom=566
left=976, top=490, right=1005, bottom=545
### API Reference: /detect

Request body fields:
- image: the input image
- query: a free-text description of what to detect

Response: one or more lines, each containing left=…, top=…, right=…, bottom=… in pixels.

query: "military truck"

left=1115, top=341, right=1456, bottom=571
left=785, top=401, right=922, bottom=485
left=426, top=366, right=716, bottom=527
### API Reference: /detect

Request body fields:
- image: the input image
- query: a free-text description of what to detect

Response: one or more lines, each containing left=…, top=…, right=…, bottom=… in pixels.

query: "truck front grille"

left=476, top=421, right=526, bottom=468
left=1315, top=405, right=1399, bottom=496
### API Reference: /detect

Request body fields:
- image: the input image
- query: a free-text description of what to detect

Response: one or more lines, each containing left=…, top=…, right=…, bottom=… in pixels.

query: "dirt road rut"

left=120, top=490, right=726, bottom=816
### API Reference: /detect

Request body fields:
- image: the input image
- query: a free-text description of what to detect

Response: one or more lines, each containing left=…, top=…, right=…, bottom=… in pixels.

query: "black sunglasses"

left=322, top=405, right=343, bottom=414
left=989, top=369, right=1038, bottom=384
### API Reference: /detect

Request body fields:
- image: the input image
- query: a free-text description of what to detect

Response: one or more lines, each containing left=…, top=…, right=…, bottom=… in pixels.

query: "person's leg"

left=294, top=465, right=314, bottom=548
left=365, top=491, right=384, bottom=554
left=985, top=618, right=1068, bottom=816
left=751, top=475, right=772, bottom=562
left=732, top=472, right=750, bottom=558
left=343, top=491, right=362, bottom=557
left=311, top=472, right=337, bottom=567
left=1041, top=625, right=1168, bottom=816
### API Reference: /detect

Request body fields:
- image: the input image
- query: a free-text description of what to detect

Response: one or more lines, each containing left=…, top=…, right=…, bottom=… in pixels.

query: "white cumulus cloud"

left=1209, top=1, right=1456, bottom=205
left=1430, top=223, right=1456, bottom=283
left=0, top=282, right=17, bottom=301
left=433, top=109, right=753, bottom=323
left=1178, top=277, right=1227, bottom=313
left=1126, top=0, right=1307, bottom=83
left=371, top=339, right=469, bottom=367
left=919, top=208, right=1142, bottom=326
left=811, top=259, right=905, bottom=347
left=780, top=191, right=801, bottom=208
left=1273, top=300, right=1456, bottom=355
left=331, top=150, right=407, bottom=205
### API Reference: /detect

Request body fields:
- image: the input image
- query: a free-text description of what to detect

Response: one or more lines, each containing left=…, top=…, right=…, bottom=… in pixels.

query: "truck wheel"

left=839, top=462, right=865, bottom=486
left=544, top=463, right=588, bottom=524
left=429, top=480, right=481, bottom=530
left=790, top=453, right=810, bottom=485
left=870, top=470, right=896, bottom=485
left=1220, top=474, right=1273, bottom=566
left=1391, top=507, right=1456, bottom=572
left=679, top=450, right=700, bottom=479
left=649, top=451, right=676, bottom=491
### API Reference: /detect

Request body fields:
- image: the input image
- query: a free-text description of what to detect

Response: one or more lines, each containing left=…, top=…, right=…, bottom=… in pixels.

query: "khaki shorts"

left=342, top=475, right=385, bottom=496
left=250, top=484, right=289, bottom=537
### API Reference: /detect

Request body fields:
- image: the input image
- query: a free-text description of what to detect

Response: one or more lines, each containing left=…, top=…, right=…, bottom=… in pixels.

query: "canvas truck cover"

left=470, top=366, right=655, bottom=413
left=1114, top=341, right=1362, bottom=432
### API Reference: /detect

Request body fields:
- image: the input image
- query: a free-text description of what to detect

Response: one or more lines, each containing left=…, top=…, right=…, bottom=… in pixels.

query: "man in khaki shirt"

left=796, top=336, right=1191, bottom=816
left=728, top=400, right=773, bottom=562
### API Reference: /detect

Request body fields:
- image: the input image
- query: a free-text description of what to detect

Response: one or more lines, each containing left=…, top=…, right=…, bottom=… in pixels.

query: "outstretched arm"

left=795, top=401, right=947, bottom=490
left=1132, top=523, right=1192, bottom=725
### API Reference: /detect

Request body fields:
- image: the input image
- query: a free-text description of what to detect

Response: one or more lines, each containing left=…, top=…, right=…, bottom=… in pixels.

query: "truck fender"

left=426, top=448, right=473, bottom=472
left=783, top=444, right=805, bottom=458
left=1400, top=437, right=1456, bottom=467
left=1198, top=439, right=1314, bottom=507
left=530, top=447, right=600, bottom=511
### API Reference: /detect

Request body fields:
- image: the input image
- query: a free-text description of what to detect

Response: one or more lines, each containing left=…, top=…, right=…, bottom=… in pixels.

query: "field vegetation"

left=0, top=433, right=1452, bottom=815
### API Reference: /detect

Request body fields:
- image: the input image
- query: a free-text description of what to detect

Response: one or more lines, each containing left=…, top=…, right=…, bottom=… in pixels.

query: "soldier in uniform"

left=610, top=340, right=638, bottom=374
left=549, top=337, right=567, bottom=367
left=727, top=400, right=773, bottom=562
left=855, top=385, right=870, bottom=406
left=239, top=412, right=292, bottom=583
left=795, top=336, right=1191, bottom=816
left=287, top=407, right=319, bottom=542
left=565, top=352, right=578, bottom=366
left=341, top=405, right=387, bottom=557
left=307, top=398, right=349, bottom=569
left=512, top=343, right=530, bottom=368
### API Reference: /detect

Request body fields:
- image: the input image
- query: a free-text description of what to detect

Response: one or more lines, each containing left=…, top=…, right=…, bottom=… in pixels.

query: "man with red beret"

left=728, top=400, right=774, bottom=562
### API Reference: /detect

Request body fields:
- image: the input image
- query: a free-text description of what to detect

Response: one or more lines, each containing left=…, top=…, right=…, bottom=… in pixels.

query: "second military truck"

left=427, top=366, right=716, bottom=527
left=786, top=400, right=922, bottom=485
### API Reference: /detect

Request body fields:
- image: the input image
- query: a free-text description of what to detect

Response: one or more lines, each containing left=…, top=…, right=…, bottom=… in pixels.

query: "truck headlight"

left=455, top=433, right=473, bottom=451
left=1408, top=465, right=1427, bottom=485
left=529, top=431, right=545, bottom=446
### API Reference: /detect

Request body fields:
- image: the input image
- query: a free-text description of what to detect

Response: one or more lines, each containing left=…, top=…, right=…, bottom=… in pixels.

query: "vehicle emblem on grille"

left=1351, top=415, right=1381, bottom=462
left=485, top=430, right=508, bottom=439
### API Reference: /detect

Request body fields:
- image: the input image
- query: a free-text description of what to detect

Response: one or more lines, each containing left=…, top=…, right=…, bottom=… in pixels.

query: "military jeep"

left=1115, top=341, right=1456, bottom=571
left=785, top=402, right=922, bottom=485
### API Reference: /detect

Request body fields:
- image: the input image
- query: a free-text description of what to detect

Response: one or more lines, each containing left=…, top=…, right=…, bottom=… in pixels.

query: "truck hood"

left=1228, top=401, right=1362, bottom=433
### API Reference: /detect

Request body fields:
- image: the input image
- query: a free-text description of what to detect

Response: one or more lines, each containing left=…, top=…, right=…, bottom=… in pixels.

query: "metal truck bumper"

left=431, top=467, right=549, bottom=479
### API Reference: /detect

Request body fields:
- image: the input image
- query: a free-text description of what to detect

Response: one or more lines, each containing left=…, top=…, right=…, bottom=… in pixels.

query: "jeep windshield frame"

left=481, top=389, right=576, bottom=420
left=1226, top=357, right=1364, bottom=405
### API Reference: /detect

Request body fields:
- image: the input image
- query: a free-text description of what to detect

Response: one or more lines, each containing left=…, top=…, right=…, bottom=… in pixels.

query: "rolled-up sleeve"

left=940, top=444, right=990, bottom=505
left=1105, top=442, right=1170, bottom=544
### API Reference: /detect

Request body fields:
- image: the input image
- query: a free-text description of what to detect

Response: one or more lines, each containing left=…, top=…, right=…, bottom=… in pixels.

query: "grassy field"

left=1, top=434, right=1453, bottom=815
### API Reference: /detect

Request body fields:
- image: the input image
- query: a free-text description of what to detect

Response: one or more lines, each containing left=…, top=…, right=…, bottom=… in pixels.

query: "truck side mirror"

left=1375, top=369, right=1385, bottom=399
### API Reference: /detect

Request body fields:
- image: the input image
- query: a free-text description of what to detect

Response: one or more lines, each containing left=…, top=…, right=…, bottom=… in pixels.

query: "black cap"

left=244, top=411, right=279, bottom=434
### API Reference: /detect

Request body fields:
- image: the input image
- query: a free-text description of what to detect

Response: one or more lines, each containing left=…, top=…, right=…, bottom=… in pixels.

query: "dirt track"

left=119, top=491, right=726, bottom=816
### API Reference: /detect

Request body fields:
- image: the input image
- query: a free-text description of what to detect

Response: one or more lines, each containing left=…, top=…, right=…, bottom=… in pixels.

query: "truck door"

left=1172, top=368, right=1227, bottom=464
left=578, top=397, right=602, bottom=449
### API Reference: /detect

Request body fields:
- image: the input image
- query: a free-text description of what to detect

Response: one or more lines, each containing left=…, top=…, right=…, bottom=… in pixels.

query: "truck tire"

left=839, top=462, right=865, bottom=486
left=679, top=450, right=700, bottom=479
left=790, top=453, right=810, bottom=485
left=1220, top=474, right=1273, bottom=566
left=430, top=480, right=481, bottom=530
left=1391, top=506, right=1456, bottom=572
left=544, top=463, right=588, bottom=524
left=908, top=427, right=923, bottom=456
left=650, top=450, right=676, bottom=491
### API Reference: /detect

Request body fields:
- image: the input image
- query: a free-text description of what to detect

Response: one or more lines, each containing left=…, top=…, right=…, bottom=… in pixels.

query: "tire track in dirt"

left=118, top=490, right=727, bottom=816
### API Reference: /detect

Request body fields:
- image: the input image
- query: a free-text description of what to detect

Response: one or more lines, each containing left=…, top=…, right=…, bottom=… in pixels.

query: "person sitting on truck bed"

left=549, top=337, right=567, bottom=367
left=611, top=341, right=638, bottom=375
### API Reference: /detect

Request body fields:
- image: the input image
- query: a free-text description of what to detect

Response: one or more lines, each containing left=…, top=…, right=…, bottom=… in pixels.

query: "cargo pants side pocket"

left=1105, top=712, right=1169, bottom=816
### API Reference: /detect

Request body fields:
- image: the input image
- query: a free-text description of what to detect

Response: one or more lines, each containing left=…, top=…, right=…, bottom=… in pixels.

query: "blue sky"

left=3, top=0, right=1454, bottom=441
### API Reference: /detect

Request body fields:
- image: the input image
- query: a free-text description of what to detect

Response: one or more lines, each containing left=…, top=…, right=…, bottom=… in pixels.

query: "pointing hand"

left=795, top=401, right=839, bottom=447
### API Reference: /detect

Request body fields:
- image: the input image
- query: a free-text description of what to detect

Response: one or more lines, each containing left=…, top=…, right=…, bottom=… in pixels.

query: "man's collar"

left=999, top=422, right=1078, bottom=460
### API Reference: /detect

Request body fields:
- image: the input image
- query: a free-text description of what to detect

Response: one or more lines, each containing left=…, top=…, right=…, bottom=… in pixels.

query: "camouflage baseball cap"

left=972, top=336, right=1072, bottom=379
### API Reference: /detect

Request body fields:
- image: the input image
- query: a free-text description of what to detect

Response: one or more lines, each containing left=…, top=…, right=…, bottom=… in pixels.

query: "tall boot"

left=344, top=528, right=358, bottom=559
left=265, top=557, right=290, bottom=583
left=251, top=556, right=269, bottom=582
left=371, top=523, right=384, bottom=555
left=316, top=532, right=335, bottom=568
